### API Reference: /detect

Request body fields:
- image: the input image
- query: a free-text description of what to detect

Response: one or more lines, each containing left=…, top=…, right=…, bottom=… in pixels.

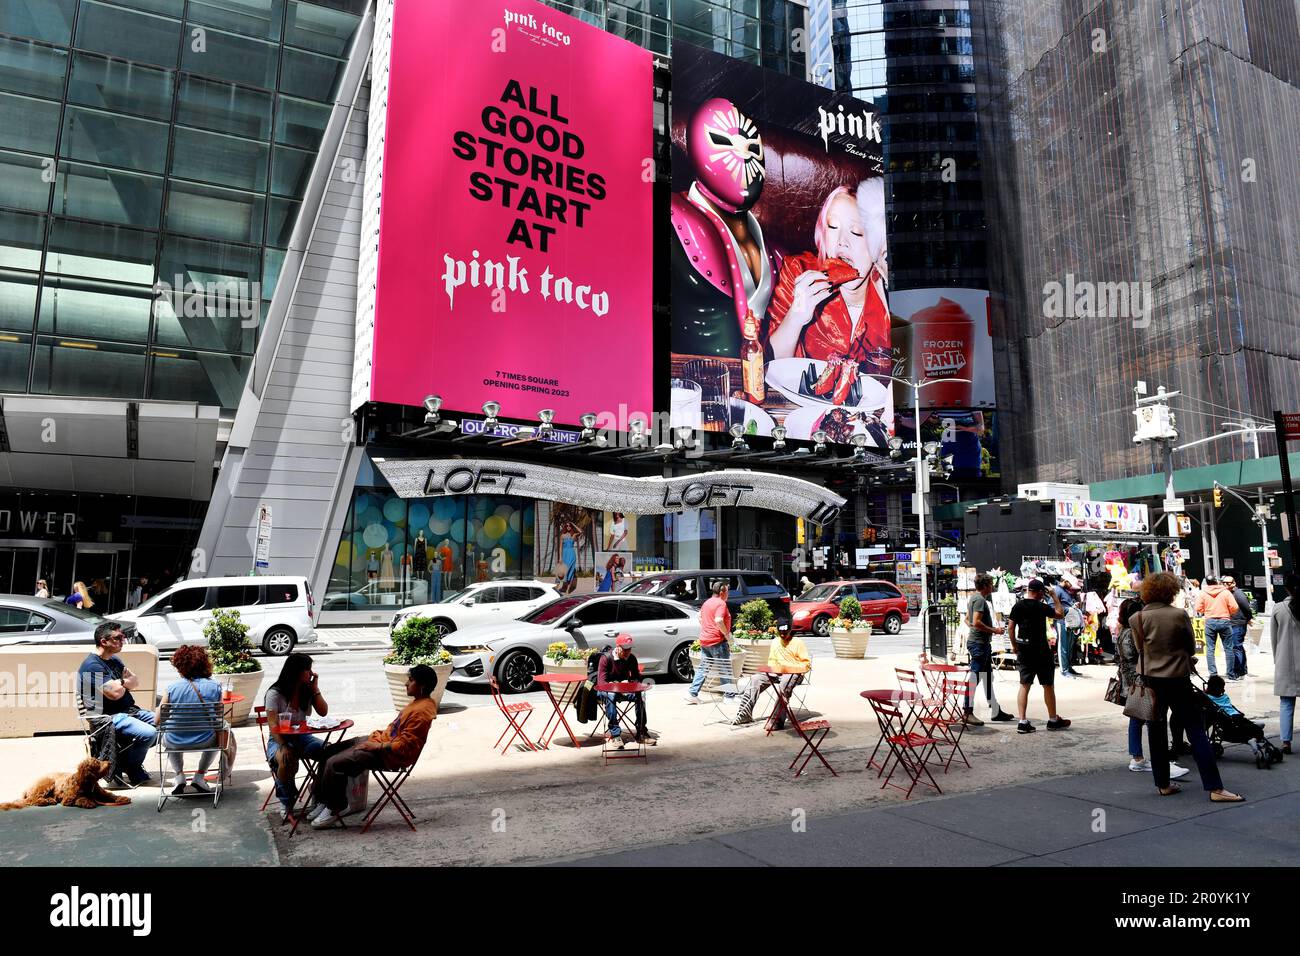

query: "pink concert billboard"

left=369, top=0, right=654, bottom=424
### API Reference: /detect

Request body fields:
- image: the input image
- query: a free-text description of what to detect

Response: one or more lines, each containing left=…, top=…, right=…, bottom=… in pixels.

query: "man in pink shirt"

left=687, top=580, right=737, bottom=702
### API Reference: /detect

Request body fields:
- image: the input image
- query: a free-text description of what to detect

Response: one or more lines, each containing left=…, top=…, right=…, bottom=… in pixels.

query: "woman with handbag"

left=1113, top=597, right=1187, bottom=778
left=1130, top=572, right=1243, bottom=801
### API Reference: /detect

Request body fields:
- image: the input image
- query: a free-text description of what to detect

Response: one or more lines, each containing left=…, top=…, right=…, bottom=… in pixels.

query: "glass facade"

left=0, top=0, right=365, bottom=410
left=972, top=0, right=1300, bottom=484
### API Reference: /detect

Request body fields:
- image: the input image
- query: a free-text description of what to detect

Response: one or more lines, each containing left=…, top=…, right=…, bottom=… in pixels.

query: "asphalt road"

left=157, top=618, right=930, bottom=716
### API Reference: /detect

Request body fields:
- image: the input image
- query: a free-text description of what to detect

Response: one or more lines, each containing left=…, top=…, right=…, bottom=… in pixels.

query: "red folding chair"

left=867, top=695, right=942, bottom=799
left=254, top=706, right=275, bottom=812
left=360, top=738, right=427, bottom=833
left=913, top=678, right=973, bottom=773
left=789, top=718, right=836, bottom=777
left=490, top=677, right=536, bottom=754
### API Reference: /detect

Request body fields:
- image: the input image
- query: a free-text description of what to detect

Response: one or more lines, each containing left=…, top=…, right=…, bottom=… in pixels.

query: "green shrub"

left=837, top=595, right=863, bottom=622
left=385, top=616, right=450, bottom=666
left=204, top=609, right=260, bottom=674
left=734, top=598, right=775, bottom=636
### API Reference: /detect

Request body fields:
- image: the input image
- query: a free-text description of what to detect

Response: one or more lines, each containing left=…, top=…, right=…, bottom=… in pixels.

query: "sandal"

left=1209, top=790, right=1245, bottom=803
left=1158, top=784, right=1182, bottom=796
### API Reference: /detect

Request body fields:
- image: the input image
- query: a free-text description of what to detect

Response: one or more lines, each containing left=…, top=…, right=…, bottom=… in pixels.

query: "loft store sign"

left=0, top=509, right=76, bottom=537
left=375, top=459, right=845, bottom=523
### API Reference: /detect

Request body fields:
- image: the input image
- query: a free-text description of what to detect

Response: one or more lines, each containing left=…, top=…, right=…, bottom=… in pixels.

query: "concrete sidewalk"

left=0, top=641, right=1285, bottom=867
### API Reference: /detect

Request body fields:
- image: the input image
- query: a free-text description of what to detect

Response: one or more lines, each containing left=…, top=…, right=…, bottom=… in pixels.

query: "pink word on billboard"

left=368, top=0, right=654, bottom=425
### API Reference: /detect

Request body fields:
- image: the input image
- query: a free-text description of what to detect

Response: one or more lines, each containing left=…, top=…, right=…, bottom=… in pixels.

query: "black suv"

left=619, top=570, right=792, bottom=630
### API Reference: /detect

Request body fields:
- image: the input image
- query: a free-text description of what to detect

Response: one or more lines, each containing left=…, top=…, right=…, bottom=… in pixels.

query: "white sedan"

left=389, top=579, right=560, bottom=639
left=443, top=593, right=700, bottom=693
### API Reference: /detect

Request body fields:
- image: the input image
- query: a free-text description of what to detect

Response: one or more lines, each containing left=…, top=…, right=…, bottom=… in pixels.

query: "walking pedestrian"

left=1115, top=597, right=1188, bottom=779
left=1006, top=579, right=1071, bottom=734
left=35, top=579, right=49, bottom=599
left=686, top=580, right=736, bottom=703
left=65, top=581, right=93, bottom=610
left=1221, top=575, right=1252, bottom=680
left=963, top=573, right=1012, bottom=725
left=1131, top=572, right=1242, bottom=802
left=1194, top=577, right=1235, bottom=677
left=1270, top=571, right=1300, bottom=756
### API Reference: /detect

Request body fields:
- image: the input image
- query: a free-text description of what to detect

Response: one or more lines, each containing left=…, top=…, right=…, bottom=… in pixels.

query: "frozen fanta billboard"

left=368, top=0, right=654, bottom=424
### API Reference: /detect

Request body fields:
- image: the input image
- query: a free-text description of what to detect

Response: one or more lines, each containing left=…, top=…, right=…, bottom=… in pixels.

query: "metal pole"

left=1250, top=426, right=1274, bottom=612
left=1276, top=411, right=1298, bottom=545
left=915, top=380, right=927, bottom=654
left=1209, top=500, right=1221, bottom=578
left=1199, top=499, right=1212, bottom=581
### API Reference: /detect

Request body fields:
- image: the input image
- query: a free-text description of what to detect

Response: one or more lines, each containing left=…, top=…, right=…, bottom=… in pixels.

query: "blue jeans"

left=1203, top=619, right=1232, bottom=676
left=266, top=734, right=324, bottom=808
left=689, top=643, right=735, bottom=698
left=1056, top=622, right=1079, bottom=674
left=596, top=691, right=647, bottom=738
left=1280, top=696, right=1295, bottom=744
left=965, top=642, right=994, bottom=713
left=110, top=710, right=158, bottom=782
left=1128, top=717, right=1145, bottom=758
left=1229, top=623, right=1247, bottom=678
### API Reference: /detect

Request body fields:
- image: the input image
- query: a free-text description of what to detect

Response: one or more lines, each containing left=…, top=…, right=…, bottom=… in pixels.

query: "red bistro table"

left=861, top=690, right=925, bottom=775
left=595, top=681, right=651, bottom=764
left=276, top=718, right=354, bottom=837
left=754, top=665, right=809, bottom=734
left=920, top=662, right=966, bottom=697
left=532, top=672, right=587, bottom=749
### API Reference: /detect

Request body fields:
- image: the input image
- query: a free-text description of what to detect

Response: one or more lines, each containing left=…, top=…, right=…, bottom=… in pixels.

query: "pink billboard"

left=370, top=0, right=654, bottom=424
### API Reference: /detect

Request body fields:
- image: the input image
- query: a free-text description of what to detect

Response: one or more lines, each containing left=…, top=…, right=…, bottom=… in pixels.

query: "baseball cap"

left=615, top=634, right=634, bottom=649
left=1027, top=579, right=1045, bottom=593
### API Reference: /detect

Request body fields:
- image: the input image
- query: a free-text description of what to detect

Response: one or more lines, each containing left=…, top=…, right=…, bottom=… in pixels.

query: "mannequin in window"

left=366, top=549, right=380, bottom=582
left=412, top=531, right=429, bottom=581
left=380, top=544, right=395, bottom=592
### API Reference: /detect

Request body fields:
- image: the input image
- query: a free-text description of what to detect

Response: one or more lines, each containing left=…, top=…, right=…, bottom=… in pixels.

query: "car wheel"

left=883, top=612, right=903, bottom=635
left=428, top=617, right=456, bottom=640
left=668, top=642, right=694, bottom=683
left=812, top=615, right=831, bottom=637
left=261, top=627, right=296, bottom=656
left=496, top=649, right=541, bottom=694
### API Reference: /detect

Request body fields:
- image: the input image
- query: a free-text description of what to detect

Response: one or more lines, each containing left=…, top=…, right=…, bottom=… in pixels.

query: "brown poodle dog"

left=0, top=758, right=131, bottom=810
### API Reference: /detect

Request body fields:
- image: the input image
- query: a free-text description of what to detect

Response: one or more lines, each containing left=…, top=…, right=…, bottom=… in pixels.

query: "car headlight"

left=449, top=644, right=492, bottom=654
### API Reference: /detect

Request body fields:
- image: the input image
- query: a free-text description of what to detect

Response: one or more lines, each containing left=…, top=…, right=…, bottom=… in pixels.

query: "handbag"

left=1104, top=674, right=1125, bottom=705
left=1122, top=614, right=1157, bottom=722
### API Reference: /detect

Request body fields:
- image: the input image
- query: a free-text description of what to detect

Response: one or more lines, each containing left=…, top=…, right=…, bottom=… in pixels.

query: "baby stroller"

left=1190, top=672, right=1285, bottom=770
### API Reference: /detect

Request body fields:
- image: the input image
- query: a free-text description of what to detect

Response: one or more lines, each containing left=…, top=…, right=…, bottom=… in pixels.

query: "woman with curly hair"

left=155, top=644, right=224, bottom=795
left=1132, top=572, right=1242, bottom=802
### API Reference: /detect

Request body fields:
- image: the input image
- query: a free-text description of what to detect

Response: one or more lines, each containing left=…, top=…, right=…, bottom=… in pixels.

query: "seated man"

left=78, top=622, right=158, bottom=786
left=732, top=629, right=811, bottom=728
left=596, top=634, right=654, bottom=749
left=310, top=665, right=439, bottom=830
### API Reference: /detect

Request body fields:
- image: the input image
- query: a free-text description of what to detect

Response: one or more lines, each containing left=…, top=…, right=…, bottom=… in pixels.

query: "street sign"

left=1162, top=498, right=1184, bottom=511
left=254, top=504, right=272, bottom=570
left=1250, top=546, right=1264, bottom=553
left=1279, top=412, right=1300, bottom=440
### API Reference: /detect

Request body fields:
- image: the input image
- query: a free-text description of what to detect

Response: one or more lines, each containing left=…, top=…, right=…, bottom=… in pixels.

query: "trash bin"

left=926, top=606, right=948, bottom=661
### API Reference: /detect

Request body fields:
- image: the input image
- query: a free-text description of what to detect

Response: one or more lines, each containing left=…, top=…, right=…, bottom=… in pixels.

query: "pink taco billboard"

left=369, top=0, right=654, bottom=424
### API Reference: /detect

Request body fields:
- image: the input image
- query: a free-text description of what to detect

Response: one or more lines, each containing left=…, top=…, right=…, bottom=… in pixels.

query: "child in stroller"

left=1193, top=674, right=1285, bottom=769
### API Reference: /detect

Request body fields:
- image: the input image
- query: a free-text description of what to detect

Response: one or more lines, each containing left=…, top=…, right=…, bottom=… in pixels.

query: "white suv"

left=390, top=579, right=560, bottom=639
left=111, top=576, right=318, bottom=656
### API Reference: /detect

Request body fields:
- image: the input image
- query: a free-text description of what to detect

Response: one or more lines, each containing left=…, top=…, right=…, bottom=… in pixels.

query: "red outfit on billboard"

left=766, top=252, right=888, bottom=373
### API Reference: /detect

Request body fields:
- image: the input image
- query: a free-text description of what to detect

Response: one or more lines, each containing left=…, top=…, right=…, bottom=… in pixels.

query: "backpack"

left=586, top=646, right=613, bottom=683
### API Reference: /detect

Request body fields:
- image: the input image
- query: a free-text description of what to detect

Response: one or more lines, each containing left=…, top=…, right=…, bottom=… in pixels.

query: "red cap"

left=615, top=633, right=634, bottom=649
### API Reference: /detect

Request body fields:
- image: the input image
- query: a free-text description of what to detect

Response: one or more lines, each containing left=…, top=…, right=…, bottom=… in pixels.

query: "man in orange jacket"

left=310, top=665, right=438, bottom=829
left=1194, top=578, right=1237, bottom=678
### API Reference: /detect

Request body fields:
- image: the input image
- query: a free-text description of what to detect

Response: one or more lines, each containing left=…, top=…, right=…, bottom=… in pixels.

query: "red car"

left=791, top=580, right=910, bottom=636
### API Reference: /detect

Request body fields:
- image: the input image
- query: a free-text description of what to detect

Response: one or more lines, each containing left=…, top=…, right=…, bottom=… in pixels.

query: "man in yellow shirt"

left=731, top=630, right=811, bottom=728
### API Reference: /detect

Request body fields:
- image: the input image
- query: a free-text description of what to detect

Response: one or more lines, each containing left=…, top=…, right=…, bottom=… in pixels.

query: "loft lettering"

left=425, top=466, right=526, bottom=496
left=662, top=481, right=754, bottom=509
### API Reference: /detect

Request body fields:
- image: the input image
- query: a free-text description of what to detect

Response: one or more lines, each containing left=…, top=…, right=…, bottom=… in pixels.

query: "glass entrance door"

left=72, top=547, right=127, bottom=614
left=0, top=547, right=44, bottom=595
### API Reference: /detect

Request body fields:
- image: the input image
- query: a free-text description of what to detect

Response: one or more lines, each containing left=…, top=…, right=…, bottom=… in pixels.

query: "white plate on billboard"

left=780, top=405, right=888, bottom=445
left=766, top=358, right=890, bottom=411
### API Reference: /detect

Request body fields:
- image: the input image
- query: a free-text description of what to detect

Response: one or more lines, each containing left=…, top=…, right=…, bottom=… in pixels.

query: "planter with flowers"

left=543, top=642, right=595, bottom=675
left=205, top=608, right=261, bottom=725
left=732, top=599, right=778, bottom=675
left=688, top=639, right=745, bottom=689
left=830, top=595, right=873, bottom=659
left=384, top=616, right=453, bottom=711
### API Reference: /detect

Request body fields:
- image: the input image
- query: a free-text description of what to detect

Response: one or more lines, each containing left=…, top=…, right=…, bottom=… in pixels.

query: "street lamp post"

left=882, top=374, right=972, bottom=644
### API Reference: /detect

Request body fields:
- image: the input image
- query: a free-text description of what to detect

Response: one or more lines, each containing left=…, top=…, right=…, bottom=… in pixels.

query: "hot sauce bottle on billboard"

left=741, top=311, right=765, bottom=402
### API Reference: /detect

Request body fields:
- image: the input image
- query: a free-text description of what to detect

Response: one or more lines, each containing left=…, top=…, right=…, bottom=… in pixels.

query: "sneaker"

left=169, top=776, right=187, bottom=795
left=1046, top=716, right=1072, bottom=730
left=1129, top=759, right=1152, bottom=772
left=310, top=809, right=342, bottom=829
left=274, top=805, right=293, bottom=824
left=1284, top=742, right=1292, bottom=755
left=190, top=775, right=213, bottom=794
left=637, top=734, right=658, bottom=747
left=684, top=694, right=701, bottom=705
left=992, top=711, right=1017, bottom=722
left=126, top=771, right=153, bottom=786
left=1170, top=763, right=1191, bottom=780
left=731, top=713, right=753, bottom=726
left=1017, top=721, right=1036, bottom=734
left=962, top=712, right=984, bottom=727
left=305, top=803, right=329, bottom=822
left=105, top=773, right=132, bottom=791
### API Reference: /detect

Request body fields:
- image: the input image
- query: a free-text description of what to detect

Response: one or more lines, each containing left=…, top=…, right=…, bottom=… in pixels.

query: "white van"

left=111, top=576, right=318, bottom=656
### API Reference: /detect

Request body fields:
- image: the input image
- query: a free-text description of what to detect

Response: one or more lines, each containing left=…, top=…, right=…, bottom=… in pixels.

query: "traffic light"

left=1213, top=485, right=1223, bottom=508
